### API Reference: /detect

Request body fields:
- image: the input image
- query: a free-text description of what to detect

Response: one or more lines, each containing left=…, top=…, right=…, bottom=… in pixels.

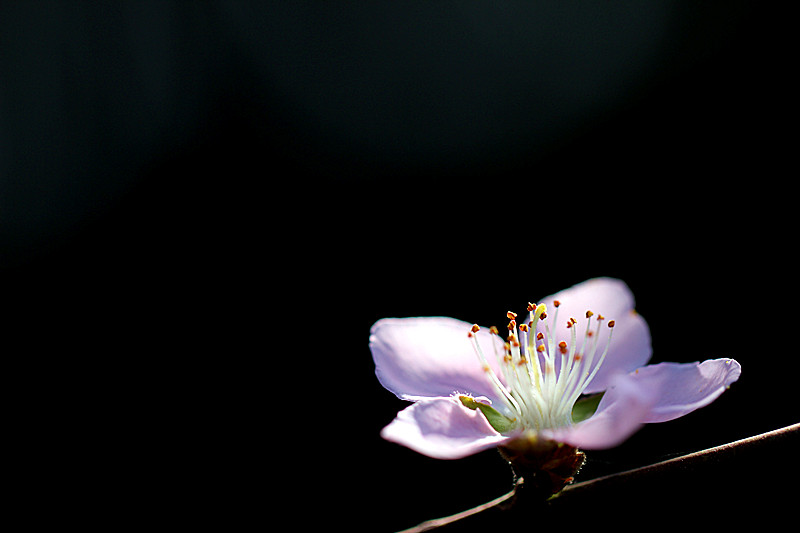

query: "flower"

left=370, top=278, right=741, bottom=492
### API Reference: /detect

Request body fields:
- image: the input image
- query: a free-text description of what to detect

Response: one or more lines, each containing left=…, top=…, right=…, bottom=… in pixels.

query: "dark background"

left=2, top=2, right=796, bottom=530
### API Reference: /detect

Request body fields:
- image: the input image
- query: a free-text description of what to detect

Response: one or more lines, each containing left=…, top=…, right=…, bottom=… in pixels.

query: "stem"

left=561, top=422, right=799, bottom=497
left=395, top=478, right=522, bottom=533
left=396, top=423, right=799, bottom=533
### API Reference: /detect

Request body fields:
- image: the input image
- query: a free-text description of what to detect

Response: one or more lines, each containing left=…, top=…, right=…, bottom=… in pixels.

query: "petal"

left=381, top=398, right=512, bottom=459
left=537, top=277, right=652, bottom=393
left=630, top=359, right=742, bottom=423
left=370, top=317, right=505, bottom=401
left=544, top=372, right=658, bottom=449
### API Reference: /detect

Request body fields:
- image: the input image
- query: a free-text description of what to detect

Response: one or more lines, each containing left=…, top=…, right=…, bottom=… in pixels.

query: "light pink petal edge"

left=632, top=358, right=742, bottom=423
left=538, top=277, right=652, bottom=393
left=380, top=397, right=512, bottom=459
left=545, top=358, right=741, bottom=449
left=370, top=317, right=504, bottom=402
left=543, top=372, right=658, bottom=449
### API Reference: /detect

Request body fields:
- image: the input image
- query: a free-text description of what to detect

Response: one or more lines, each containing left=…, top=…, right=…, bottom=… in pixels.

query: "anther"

left=507, top=311, right=518, bottom=320
left=558, top=341, right=568, bottom=354
left=608, top=320, right=616, bottom=328
left=507, top=320, right=516, bottom=330
left=519, top=323, right=529, bottom=332
left=489, top=326, right=499, bottom=335
left=536, top=332, right=544, bottom=340
left=527, top=302, right=537, bottom=312
left=537, top=344, right=546, bottom=352
left=471, top=324, right=481, bottom=333
left=586, top=310, right=594, bottom=319
left=553, top=300, right=561, bottom=307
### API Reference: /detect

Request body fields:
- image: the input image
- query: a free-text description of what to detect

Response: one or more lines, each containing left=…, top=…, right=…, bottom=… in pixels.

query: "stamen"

left=560, top=317, right=617, bottom=419
left=468, top=301, right=617, bottom=433
left=468, top=325, right=521, bottom=414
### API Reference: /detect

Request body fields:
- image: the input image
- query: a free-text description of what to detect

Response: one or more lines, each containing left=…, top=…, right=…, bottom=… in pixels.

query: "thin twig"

left=397, top=423, right=799, bottom=533
left=396, top=478, right=522, bottom=533
left=561, top=422, right=799, bottom=496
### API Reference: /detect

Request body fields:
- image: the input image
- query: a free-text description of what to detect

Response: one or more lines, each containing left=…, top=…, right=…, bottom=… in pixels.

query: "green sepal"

left=458, top=395, right=518, bottom=433
left=571, top=392, right=604, bottom=423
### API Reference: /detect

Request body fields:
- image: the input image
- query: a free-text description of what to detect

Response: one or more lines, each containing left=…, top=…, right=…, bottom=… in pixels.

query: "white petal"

left=538, top=277, right=652, bottom=392
left=544, top=372, right=657, bottom=449
left=630, top=359, right=742, bottom=423
left=370, top=317, right=505, bottom=401
left=381, top=398, right=511, bottom=459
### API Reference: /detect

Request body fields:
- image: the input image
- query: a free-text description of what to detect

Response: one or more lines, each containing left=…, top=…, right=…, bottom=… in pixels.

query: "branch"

left=557, top=421, right=799, bottom=498
left=398, top=423, right=799, bottom=532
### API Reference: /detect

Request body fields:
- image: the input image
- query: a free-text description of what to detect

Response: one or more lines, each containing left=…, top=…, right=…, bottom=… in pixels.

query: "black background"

left=2, top=2, right=797, bottom=530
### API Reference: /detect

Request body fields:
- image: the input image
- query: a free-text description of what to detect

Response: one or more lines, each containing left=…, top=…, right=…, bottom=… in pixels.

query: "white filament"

left=468, top=302, right=615, bottom=432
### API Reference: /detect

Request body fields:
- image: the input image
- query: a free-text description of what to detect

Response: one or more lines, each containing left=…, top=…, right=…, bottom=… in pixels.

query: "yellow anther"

left=532, top=303, right=547, bottom=321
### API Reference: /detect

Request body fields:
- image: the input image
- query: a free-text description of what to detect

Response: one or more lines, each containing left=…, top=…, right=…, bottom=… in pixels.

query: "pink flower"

left=370, top=278, right=741, bottom=462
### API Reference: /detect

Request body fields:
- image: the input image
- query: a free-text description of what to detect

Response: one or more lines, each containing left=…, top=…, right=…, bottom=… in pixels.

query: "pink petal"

left=380, top=397, right=512, bottom=459
left=544, top=372, right=658, bottom=449
left=544, top=358, right=741, bottom=449
left=537, top=277, right=652, bottom=393
left=370, top=317, right=505, bottom=402
left=630, top=359, right=742, bottom=423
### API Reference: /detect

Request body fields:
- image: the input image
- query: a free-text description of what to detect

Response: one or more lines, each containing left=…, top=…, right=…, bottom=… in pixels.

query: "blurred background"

left=2, top=2, right=796, bottom=530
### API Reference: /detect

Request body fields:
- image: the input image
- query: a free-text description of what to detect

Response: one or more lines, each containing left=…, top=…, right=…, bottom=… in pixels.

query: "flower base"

left=498, top=432, right=585, bottom=501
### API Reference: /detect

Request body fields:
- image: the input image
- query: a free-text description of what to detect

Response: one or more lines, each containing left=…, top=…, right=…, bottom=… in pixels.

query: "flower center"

left=467, top=301, right=615, bottom=432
